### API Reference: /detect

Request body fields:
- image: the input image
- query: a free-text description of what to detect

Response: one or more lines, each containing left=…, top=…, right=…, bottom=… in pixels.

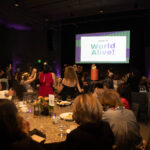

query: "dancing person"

left=56, top=66, right=84, bottom=100
left=38, top=62, right=56, bottom=97
left=20, top=68, right=37, bottom=93
left=100, top=89, right=144, bottom=150
left=0, top=99, right=44, bottom=150
left=107, top=68, right=114, bottom=79
left=6, top=64, right=12, bottom=88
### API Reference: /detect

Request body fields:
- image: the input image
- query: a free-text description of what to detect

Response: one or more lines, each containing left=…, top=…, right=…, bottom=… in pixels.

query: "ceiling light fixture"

left=13, top=2, right=20, bottom=7
left=99, top=10, right=104, bottom=14
left=44, top=18, right=49, bottom=22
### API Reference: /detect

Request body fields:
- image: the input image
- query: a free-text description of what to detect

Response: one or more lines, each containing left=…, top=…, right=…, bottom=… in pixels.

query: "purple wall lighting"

left=12, top=57, right=22, bottom=75
left=147, top=67, right=150, bottom=80
left=0, top=17, right=31, bottom=31
left=6, top=24, right=31, bottom=31
left=55, top=64, right=61, bottom=77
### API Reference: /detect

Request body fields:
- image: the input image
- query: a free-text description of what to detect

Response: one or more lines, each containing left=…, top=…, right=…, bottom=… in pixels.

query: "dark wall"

left=0, top=24, right=55, bottom=73
left=0, top=10, right=150, bottom=78
left=0, top=23, right=62, bottom=75
left=0, top=24, right=12, bottom=69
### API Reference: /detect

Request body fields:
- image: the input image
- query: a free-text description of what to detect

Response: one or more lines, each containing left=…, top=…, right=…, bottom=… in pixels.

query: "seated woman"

left=0, top=99, right=44, bottom=150
left=100, top=89, right=143, bottom=150
left=44, top=93, right=114, bottom=150
left=56, top=66, right=83, bottom=100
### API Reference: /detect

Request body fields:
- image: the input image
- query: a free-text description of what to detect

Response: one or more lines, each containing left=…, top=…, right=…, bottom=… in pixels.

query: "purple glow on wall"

left=6, top=24, right=31, bottom=31
left=55, top=65, right=61, bottom=77
left=0, top=17, right=31, bottom=31
left=12, top=57, right=22, bottom=75
left=147, top=67, right=150, bottom=79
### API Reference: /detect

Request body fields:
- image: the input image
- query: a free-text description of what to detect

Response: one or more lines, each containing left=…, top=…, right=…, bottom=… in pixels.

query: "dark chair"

left=131, top=92, right=149, bottom=124
left=146, top=132, right=150, bottom=150
left=131, top=102, right=139, bottom=119
left=0, top=78, right=9, bottom=90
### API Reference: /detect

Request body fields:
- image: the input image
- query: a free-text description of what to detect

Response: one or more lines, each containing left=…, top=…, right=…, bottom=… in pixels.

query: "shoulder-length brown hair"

left=0, top=99, right=26, bottom=145
left=73, top=93, right=103, bottom=125
left=64, top=66, right=78, bottom=82
left=100, top=89, right=123, bottom=108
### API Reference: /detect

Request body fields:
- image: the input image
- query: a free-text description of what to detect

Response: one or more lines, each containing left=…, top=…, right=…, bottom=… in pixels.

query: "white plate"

left=57, top=101, right=71, bottom=106
left=60, top=112, right=73, bottom=121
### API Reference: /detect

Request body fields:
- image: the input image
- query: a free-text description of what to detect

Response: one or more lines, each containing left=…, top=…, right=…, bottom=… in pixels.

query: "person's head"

left=108, top=68, right=113, bottom=72
left=64, top=66, right=78, bottom=81
left=73, top=93, right=103, bottom=125
left=103, top=78, right=114, bottom=89
left=77, top=65, right=83, bottom=73
left=21, top=72, right=29, bottom=81
left=73, top=64, right=77, bottom=72
left=43, top=62, right=49, bottom=73
left=139, top=76, right=148, bottom=86
left=100, top=89, right=123, bottom=109
left=93, top=83, right=104, bottom=99
left=43, top=62, right=53, bottom=73
left=0, top=99, right=26, bottom=145
left=117, top=83, right=131, bottom=99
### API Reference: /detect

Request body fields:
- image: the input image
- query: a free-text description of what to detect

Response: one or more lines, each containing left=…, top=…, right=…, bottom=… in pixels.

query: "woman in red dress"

left=38, top=62, right=56, bottom=97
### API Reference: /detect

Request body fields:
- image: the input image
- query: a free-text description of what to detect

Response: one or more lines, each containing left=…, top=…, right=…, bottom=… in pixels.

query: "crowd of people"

left=0, top=62, right=150, bottom=150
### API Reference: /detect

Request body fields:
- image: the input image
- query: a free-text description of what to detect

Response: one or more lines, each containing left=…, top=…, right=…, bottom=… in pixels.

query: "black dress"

left=59, top=84, right=77, bottom=100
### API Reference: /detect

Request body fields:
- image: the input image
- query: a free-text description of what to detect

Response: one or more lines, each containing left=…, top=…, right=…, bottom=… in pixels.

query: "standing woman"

left=56, top=66, right=84, bottom=100
left=38, top=62, right=56, bottom=97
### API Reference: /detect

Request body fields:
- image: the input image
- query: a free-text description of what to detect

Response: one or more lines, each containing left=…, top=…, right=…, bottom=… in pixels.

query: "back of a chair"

left=131, top=102, right=139, bottom=119
left=0, top=78, right=9, bottom=90
left=131, top=92, right=149, bottom=123
left=146, top=132, right=150, bottom=150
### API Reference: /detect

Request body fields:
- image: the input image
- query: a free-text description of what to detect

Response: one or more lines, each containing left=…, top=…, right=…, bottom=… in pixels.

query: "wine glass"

left=37, top=114, right=46, bottom=134
left=13, top=98, right=19, bottom=108
left=57, top=117, right=66, bottom=138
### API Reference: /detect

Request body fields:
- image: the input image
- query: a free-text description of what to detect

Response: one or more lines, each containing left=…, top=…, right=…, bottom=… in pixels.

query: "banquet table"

left=19, top=102, right=77, bottom=144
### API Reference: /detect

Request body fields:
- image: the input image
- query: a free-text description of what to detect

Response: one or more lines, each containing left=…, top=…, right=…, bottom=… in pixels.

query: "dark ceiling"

left=0, top=0, right=150, bottom=28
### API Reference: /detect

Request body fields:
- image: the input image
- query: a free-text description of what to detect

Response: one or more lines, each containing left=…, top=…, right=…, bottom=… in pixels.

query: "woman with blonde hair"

left=100, top=89, right=143, bottom=150
left=43, top=93, right=114, bottom=150
left=57, top=66, right=83, bottom=100
left=61, top=93, right=114, bottom=150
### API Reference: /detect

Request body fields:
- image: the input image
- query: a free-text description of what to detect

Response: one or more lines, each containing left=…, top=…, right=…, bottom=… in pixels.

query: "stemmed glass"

left=57, top=117, right=66, bottom=138
left=13, top=98, right=19, bottom=108
left=37, top=114, right=46, bottom=134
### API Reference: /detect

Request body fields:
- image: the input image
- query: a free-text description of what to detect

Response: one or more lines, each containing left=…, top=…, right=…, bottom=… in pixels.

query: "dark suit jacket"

left=44, top=121, right=114, bottom=150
